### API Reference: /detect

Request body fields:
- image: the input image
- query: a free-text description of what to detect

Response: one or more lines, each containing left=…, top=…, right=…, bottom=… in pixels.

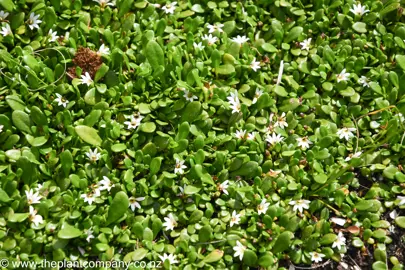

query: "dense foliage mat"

left=1, top=0, right=405, bottom=269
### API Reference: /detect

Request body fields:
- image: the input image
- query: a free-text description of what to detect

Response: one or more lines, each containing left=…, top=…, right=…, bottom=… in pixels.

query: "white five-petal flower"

left=193, top=42, right=205, bottom=50
left=86, top=148, right=101, bottom=162
left=247, top=132, right=256, bottom=141
left=163, top=213, right=177, bottom=231
left=227, top=92, right=241, bottom=114
left=219, top=180, right=229, bottom=195
left=336, top=69, right=350, bottom=82
left=26, top=189, right=42, bottom=205
left=183, top=89, right=198, bottom=102
left=266, top=133, right=284, bottom=145
left=350, top=3, right=369, bottom=16
left=99, top=176, right=114, bottom=192
left=48, top=29, right=59, bottom=42
left=274, top=112, right=288, bottom=129
left=0, top=24, right=11, bottom=36
left=397, top=196, right=405, bottom=206
left=229, top=210, right=241, bottom=227
left=27, top=13, right=42, bottom=30
left=124, top=115, right=143, bottom=130
left=233, top=241, right=246, bottom=261
left=54, top=93, right=69, bottom=108
left=202, top=34, right=218, bottom=45
left=162, top=2, right=177, bottom=14
left=337, top=127, right=356, bottom=141
left=97, top=44, right=110, bottom=55
left=158, top=253, right=178, bottom=264
left=93, top=0, right=115, bottom=7
left=80, top=191, right=99, bottom=205
left=252, top=88, right=263, bottom=104
left=300, top=38, right=311, bottom=51
left=231, top=35, right=249, bottom=45
left=310, top=251, right=325, bottom=263
left=257, top=199, right=270, bottom=215
left=85, top=228, right=95, bottom=242
left=358, top=76, right=369, bottom=87
left=129, top=196, right=145, bottom=211
left=250, top=58, right=261, bottom=72
left=79, top=72, right=93, bottom=86
left=332, top=232, right=346, bottom=250
left=296, top=136, right=312, bottom=150
left=234, top=129, right=246, bottom=139
left=29, top=206, right=44, bottom=226
left=345, top=151, right=362, bottom=161
left=289, top=199, right=311, bottom=214
left=0, top=10, right=9, bottom=20
left=174, top=158, right=187, bottom=174
left=207, top=23, right=224, bottom=33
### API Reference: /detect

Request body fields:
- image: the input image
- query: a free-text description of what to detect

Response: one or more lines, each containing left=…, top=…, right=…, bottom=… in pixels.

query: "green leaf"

left=314, top=174, right=327, bottom=184
left=26, top=135, right=48, bottom=147
left=23, top=55, right=40, bottom=73
left=12, top=110, right=32, bottom=135
left=111, top=143, right=127, bottom=152
left=74, top=125, right=102, bottom=146
left=0, top=188, right=11, bottom=203
left=320, top=233, right=337, bottom=245
left=0, top=0, right=15, bottom=12
left=242, top=249, right=258, bottom=266
left=8, top=213, right=29, bottom=222
left=145, top=40, right=165, bottom=70
left=181, top=101, right=201, bottom=123
left=216, top=64, right=235, bottom=75
left=150, top=157, right=162, bottom=176
left=258, top=253, right=274, bottom=267
left=203, top=249, right=224, bottom=263
left=30, top=106, right=48, bottom=126
left=353, top=22, right=367, bottom=33
left=274, top=85, right=288, bottom=97
left=6, top=95, right=26, bottom=111
left=395, top=216, right=405, bottom=228
left=124, top=248, right=148, bottom=262
left=58, top=223, right=82, bottom=239
left=118, top=0, right=134, bottom=17
left=106, top=191, right=129, bottom=225
left=395, top=55, right=405, bottom=70
left=138, top=103, right=151, bottom=114
left=60, top=150, right=73, bottom=176
left=272, top=231, right=292, bottom=253
left=284, top=26, right=303, bottom=43
left=94, top=63, right=109, bottom=82
left=140, top=122, right=156, bottom=133
left=261, top=43, right=278, bottom=52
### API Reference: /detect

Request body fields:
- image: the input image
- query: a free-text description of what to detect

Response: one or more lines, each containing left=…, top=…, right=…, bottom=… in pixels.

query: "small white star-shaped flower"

left=358, top=76, right=369, bottom=87
left=161, top=2, right=177, bottom=14
left=231, top=35, right=249, bottom=45
left=27, top=13, right=42, bottom=30
left=85, top=228, right=95, bottom=242
left=310, top=252, right=325, bottom=263
left=97, top=44, right=110, bottom=55
left=26, top=189, right=42, bottom=205
left=332, top=232, right=346, bottom=250
left=124, top=115, right=143, bottom=130
left=174, top=158, right=187, bottom=174
left=207, top=23, right=224, bottom=33
left=257, top=199, right=270, bottom=215
left=219, top=180, right=229, bottom=195
left=129, top=196, right=145, bottom=211
left=79, top=72, right=93, bottom=86
left=0, top=24, right=11, bottom=36
left=300, top=38, right=311, bottom=51
left=227, top=92, right=241, bottom=114
left=193, top=42, right=205, bottom=50
left=54, top=93, right=69, bottom=108
left=337, top=127, right=356, bottom=141
left=266, top=133, right=284, bottom=145
left=250, top=58, right=261, bottom=72
left=336, top=68, right=350, bottom=82
left=183, top=89, right=198, bottom=102
left=48, top=29, right=59, bottom=42
left=80, top=191, right=99, bottom=205
left=350, top=3, right=369, bottom=16
left=247, top=132, right=256, bottom=141
left=99, top=176, right=114, bottom=192
left=163, top=213, right=177, bottom=231
left=93, top=0, right=115, bottom=7
left=234, top=129, right=246, bottom=139
left=289, top=199, right=311, bottom=213
left=0, top=125, right=4, bottom=133
left=274, top=112, right=288, bottom=129
left=233, top=241, right=246, bottom=261
left=296, top=136, right=312, bottom=150
left=345, top=151, right=362, bottom=161
left=229, top=210, right=241, bottom=227
left=202, top=34, right=218, bottom=45
left=252, top=88, right=263, bottom=104
left=0, top=10, right=9, bottom=20
left=86, top=148, right=101, bottom=162
left=397, top=196, right=405, bottom=206
left=158, top=253, right=178, bottom=264
left=29, top=206, right=44, bottom=226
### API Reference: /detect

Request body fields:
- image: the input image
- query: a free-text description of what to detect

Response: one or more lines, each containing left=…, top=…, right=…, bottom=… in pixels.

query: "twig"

left=351, top=114, right=360, bottom=153
left=290, top=259, right=331, bottom=269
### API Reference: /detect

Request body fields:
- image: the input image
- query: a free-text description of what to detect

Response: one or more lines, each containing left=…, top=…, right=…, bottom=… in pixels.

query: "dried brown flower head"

left=67, top=47, right=103, bottom=79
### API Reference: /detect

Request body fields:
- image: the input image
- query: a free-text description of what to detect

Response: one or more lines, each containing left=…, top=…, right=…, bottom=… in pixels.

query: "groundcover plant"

left=1, top=0, right=405, bottom=269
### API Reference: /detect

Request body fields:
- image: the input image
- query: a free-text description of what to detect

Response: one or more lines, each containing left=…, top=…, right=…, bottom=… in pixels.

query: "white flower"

left=336, top=69, right=350, bottom=82
left=231, top=35, right=249, bottom=45
left=161, top=2, right=177, bottom=14
left=358, top=76, right=369, bottom=87
left=27, top=13, right=42, bottom=30
left=86, top=148, right=101, bottom=162
left=129, top=196, right=145, bottom=211
left=274, top=112, right=288, bottom=129
left=26, top=189, right=42, bottom=205
left=289, top=199, right=310, bottom=214
left=0, top=24, right=11, bottom=36
left=163, top=213, right=177, bottom=231
left=388, top=225, right=395, bottom=234
left=337, top=127, right=356, bottom=141
left=219, top=180, right=229, bottom=195
left=124, top=115, right=143, bottom=130
left=207, top=23, right=224, bottom=33
left=252, top=88, right=263, bottom=104
left=97, top=44, right=110, bottom=55
left=79, top=72, right=93, bottom=86
left=389, top=209, right=398, bottom=220
left=174, top=158, right=187, bottom=174
left=193, top=42, right=205, bottom=50
left=345, top=151, right=362, bottom=161
left=266, top=133, right=284, bottom=145
left=330, top=217, right=347, bottom=226
left=80, top=191, right=99, bottom=205
left=247, top=132, right=256, bottom=141
left=250, top=58, right=261, bottom=72
left=296, top=136, right=312, bottom=150
left=332, top=232, right=346, bottom=249
left=227, top=92, right=241, bottom=114
left=0, top=125, right=3, bottom=133
left=257, top=199, right=270, bottom=215
left=99, top=176, right=114, bottom=192
left=93, top=0, right=115, bottom=7
left=29, top=206, right=44, bottom=226
left=277, top=60, right=284, bottom=85
left=233, top=241, right=246, bottom=261
left=202, top=34, right=218, bottom=45
left=85, top=228, right=95, bottom=242
left=183, top=89, right=198, bottom=102
left=48, top=29, right=59, bottom=42
left=35, top=183, right=43, bottom=192
left=399, top=113, right=405, bottom=123
left=310, top=252, right=325, bottom=263
left=300, top=38, right=311, bottom=51
left=350, top=3, right=369, bottom=16
left=229, top=210, right=241, bottom=227
left=397, top=196, right=405, bottom=206
left=0, top=11, right=9, bottom=20
left=159, top=253, right=178, bottom=264
left=234, top=129, right=246, bottom=139
left=54, top=93, right=69, bottom=108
